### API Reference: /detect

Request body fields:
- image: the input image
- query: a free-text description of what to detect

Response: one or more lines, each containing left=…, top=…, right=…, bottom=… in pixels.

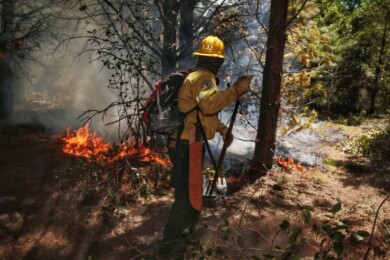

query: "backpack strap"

left=195, top=111, right=220, bottom=196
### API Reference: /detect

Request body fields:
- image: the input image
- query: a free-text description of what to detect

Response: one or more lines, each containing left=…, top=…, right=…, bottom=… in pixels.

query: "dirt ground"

left=0, top=120, right=389, bottom=259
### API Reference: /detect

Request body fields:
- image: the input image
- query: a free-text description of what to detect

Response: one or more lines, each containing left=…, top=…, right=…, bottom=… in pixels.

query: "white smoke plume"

left=11, top=16, right=120, bottom=138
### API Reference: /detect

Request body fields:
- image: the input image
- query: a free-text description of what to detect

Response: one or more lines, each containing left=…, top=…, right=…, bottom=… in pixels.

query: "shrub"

left=337, top=125, right=390, bottom=166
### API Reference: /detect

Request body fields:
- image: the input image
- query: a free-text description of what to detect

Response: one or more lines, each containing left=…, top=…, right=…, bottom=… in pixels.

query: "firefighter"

left=161, top=35, right=252, bottom=255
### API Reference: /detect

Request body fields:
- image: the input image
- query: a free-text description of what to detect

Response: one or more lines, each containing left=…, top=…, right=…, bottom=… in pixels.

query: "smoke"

left=202, top=0, right=336, bottom=169
left=205, top=99, right=343, bottom=169
left=13, top=49, right=116, bottom=133
left=11, top=18, right=119, bottom=138
left=206, top=117, right=338, bottom=170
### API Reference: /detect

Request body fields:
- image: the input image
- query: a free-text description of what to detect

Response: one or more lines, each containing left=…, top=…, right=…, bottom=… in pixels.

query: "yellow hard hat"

left=193, top=35, right=225, bottom=59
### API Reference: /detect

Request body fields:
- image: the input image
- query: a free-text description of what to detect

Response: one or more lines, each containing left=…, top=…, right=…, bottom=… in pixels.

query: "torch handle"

left=208, top=96, right=240, bottom=196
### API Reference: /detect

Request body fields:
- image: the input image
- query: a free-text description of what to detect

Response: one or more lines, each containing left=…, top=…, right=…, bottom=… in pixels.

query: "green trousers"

left=161, top=140, right=200, bottom=252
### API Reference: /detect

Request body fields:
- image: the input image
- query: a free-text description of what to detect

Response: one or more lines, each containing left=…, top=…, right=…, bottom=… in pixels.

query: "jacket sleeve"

left=216, top=119, right=227, bottom=133
left=197, top=83, right=237, bottom=115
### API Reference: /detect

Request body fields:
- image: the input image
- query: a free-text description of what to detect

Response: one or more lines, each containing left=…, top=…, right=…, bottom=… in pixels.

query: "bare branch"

left=285, top=0, right=311, bottom=28
left=364, top=195, right=390, bottom=260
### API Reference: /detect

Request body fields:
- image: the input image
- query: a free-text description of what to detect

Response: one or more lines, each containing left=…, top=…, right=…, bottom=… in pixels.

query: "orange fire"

left=274, top=156, right=303, bottom=171
left=62, top=125, right=172, bottom=167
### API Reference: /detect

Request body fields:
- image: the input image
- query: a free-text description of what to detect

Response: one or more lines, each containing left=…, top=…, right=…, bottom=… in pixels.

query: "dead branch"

left=363, top=195, right=390, bottom=260
left=237, top=182, right=262, bottom=257
left=285, top=0, right=311, bottom=28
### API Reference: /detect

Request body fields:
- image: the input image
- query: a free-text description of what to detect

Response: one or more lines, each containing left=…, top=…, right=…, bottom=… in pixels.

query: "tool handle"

left=208, top=97, right=240, bottom=196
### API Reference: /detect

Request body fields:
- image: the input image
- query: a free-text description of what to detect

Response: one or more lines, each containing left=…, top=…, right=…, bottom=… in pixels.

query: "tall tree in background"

left=316, top=0, right=390, bottom=115
left=0, top=0, right=16, bottom=120
left=358, top=0, right=389, bottom=114
left=159, top=0, right=180, bottom=75
left=0, top=0, right=60, bottom=120
left=341, top=0, right=390, bottom=115
left=178, top=0, right=197, bottom=70
left=252, top=0, right=289, bottom=172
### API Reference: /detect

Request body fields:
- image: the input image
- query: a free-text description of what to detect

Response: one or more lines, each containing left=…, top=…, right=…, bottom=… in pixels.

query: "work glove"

left=233, top=75, right=252, bottom=97
left=220, top=127, right=234, bottom=147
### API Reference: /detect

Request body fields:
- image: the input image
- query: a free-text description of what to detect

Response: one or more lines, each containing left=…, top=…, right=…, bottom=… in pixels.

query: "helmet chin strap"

left=195, top=56, right=224, bottom=75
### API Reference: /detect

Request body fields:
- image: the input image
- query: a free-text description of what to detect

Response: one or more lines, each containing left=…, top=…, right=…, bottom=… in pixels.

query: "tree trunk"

left=179, top=0, right=197, bottom=70
left=0, top=0, right=15, bottom=120
left=369, top=21, right=387, bottom=115
left=161, top=0, right=180, bottom=76
left=252, top=0, right=289, bottom=173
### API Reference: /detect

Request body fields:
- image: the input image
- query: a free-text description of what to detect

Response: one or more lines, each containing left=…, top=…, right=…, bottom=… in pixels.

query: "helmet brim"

left=193, top=52, right=225, bottom=59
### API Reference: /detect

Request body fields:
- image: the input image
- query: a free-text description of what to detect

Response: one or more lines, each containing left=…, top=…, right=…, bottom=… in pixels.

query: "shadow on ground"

left=331, top=155, right=390, bottom=193
left=0, top=122, right=176, bottom=259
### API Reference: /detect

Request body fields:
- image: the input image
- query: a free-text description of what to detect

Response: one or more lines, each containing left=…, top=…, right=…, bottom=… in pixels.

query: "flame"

left=62, top=125, right=172, bottom=167
left=274, top=156, right=303, bottom=171
left=62, top=125, right=110, bottom=159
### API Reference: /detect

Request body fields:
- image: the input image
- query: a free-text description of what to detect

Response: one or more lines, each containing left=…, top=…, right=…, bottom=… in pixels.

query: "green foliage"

left=313, top=171, right=328, bottom=184
left=266, top=203, right=371, bottom=259
left=267, top=212, right=307, bottom=258
left=304, top=0, right=390, bottom=116
left=87, top=254, right=99, bottom=260
left=302, top=208, right=312, bottom=223
left=336, top=123, right=390, bottom=170
left=331, top=202, right=342, bottom=214
left=283, top=2, right=336, bottom=133
left=288, top=227, right=303, bottom=246
left=352, top=230, right=370, bottom=242
left=323, top=158, right=343, bottom=167
left=313, top=202, right=371, bottom=258
left=337, top=126, right=390, bottom=162
left=279, top=220, right=290, bottom=230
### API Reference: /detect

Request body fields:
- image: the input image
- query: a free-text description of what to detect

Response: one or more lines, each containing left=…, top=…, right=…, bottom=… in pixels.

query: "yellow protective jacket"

left=171, top=68, right=238, bottom=141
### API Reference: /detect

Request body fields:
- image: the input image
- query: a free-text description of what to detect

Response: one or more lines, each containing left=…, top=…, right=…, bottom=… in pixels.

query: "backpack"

left=141, top=71, right=189, bottom=137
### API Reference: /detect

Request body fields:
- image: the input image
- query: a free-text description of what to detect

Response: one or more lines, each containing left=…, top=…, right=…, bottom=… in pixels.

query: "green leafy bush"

left=267, top=203, right=371, bottom=259
left=338, top=126, right=390, bottom=163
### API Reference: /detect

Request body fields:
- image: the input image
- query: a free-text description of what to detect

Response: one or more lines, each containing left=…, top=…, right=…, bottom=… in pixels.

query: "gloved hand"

left=233, top=75, right=252, bottom=97
left=220, top=127, right=234, bottom=147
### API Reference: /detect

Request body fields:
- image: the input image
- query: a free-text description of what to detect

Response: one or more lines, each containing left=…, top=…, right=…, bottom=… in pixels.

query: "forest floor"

left=0, top=118, right=389, bottom=259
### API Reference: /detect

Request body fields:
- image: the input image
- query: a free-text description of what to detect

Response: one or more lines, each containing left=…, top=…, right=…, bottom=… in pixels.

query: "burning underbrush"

left=274, top=156, right=304, bottom=172
left=62, top=125, right=172, bottom=167
left=1, top=119, right=389, bottom=259
left=60, top=125, right=318, bottom=208
left=60, top=125, right=173, bottom=217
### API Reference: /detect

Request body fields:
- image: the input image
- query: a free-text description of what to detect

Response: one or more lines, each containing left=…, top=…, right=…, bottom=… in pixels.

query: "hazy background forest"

left=0, top=0, right=389, bottom=164
left=0, top=0, right=389, bottom=259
